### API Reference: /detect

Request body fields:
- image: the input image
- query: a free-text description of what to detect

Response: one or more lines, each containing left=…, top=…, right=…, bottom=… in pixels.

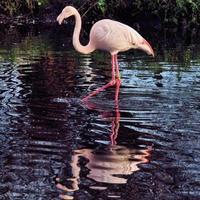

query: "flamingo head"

left=138, top=39, right=155, bottom=57
left=57, top=6, right=77, bottom=25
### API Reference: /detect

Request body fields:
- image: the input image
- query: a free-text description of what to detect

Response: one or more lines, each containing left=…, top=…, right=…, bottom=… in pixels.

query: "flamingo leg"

left=115, top=79, right=121, bottom=103
left=82, top=55, right=117, bottom=101
left=111, top=55, right=116, bottom=82
left=82, top=81, right=115, bottom=101
left=114, top=55, right=120, bottom=79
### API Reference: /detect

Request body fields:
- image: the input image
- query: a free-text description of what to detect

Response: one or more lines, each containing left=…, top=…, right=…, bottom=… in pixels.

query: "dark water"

left=0, top=25, right=200, bottom=200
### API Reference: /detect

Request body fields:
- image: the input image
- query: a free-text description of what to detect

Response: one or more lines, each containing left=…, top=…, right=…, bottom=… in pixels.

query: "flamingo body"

left=89, top=19, right=147, bottom=55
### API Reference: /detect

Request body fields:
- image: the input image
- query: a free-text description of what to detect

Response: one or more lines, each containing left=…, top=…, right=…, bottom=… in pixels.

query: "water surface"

left=0, top=25, right=200, bottom=200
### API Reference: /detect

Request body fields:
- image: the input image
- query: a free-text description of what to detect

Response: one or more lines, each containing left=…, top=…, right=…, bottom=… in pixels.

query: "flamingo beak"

left=57, top=13, right=65, bottom=25
left=140, top=39, right=155, bottom=57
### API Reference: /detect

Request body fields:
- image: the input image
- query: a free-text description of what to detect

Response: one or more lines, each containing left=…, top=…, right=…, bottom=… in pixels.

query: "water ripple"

left=0, top=27, right=200, bottom=200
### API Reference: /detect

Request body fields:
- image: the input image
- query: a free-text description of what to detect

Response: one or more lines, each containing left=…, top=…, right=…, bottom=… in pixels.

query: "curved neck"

left=73, top=10, right=94, bottom=54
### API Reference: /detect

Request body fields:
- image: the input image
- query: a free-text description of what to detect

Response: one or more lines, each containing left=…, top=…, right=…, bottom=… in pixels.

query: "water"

left=0, top=24, right=200, bottom=200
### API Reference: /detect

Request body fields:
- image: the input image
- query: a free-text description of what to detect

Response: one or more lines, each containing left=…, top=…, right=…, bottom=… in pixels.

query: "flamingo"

left=57, top=6, right=154, bottom=99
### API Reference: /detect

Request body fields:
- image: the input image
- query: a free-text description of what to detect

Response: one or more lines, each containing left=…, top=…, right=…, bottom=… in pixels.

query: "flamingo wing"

left=89, top=19, right=144, bottom=54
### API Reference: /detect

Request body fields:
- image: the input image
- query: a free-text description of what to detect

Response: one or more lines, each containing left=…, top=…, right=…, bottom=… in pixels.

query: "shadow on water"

left=0, top=24, right=200, bottom=200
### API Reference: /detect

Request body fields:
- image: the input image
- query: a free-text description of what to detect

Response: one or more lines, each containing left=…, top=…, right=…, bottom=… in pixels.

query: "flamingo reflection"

left=83, top=79, right=121, bottom=145
left=56, top=80, right=152, bottom=199
left=56, top=146, right=152, bottom=199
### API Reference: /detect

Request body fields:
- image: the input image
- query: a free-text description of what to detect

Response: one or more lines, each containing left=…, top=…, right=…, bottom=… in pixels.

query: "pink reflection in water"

left=57, top=80, right=152, bottom=199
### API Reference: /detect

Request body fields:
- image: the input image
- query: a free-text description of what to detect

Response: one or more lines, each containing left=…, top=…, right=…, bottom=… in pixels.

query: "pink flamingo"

left=57, top=6, right=154, bottom=99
